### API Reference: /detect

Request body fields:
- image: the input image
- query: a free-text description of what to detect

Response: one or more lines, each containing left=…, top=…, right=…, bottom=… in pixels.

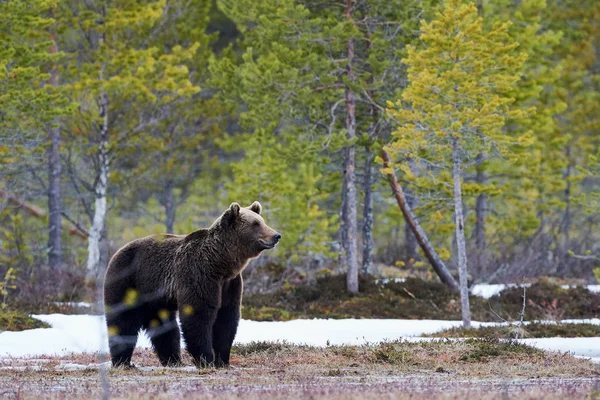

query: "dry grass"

left=0, top=340, right=598, bottom=399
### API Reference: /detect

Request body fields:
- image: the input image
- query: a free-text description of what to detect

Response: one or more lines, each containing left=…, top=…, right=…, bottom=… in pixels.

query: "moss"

left=241, top=305, right=297, bottom=321
left=372, top=342, right=413, bottom=365
left=232, top=341, right=305, bottom=357
left=242, top=274, right=600, bottom=322
left=428, top=323, right=600, bottom=339
left=0, top=308, right=50, bottom=331
left=459, top=338, right=541, bottom=362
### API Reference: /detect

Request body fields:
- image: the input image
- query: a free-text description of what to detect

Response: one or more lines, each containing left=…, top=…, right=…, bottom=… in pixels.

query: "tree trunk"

left=47, top=35, right=62, bottom=271
left=338, top=182, right=347, bottom=274
left=86, top=89, right=109, bottom=281
left=362, top=147, right=374, bottom=275
left=558, top=144, right=572, bottom=276
left=48, top=122, right=62, bottom=271
left=381, top=150, right=459, bottom=291
left=404, top=192, right=417, bottom=264
left=475, top=193, right=486, bottom=250
left=474, top=152, right=486, bottom=275
left=474, top=154, right=486, bottom=252
left=164, top=180, right=176, bottom=234
left=343, top=0, right=359, bottom=293
left=452, top=137, right=471, bottom=328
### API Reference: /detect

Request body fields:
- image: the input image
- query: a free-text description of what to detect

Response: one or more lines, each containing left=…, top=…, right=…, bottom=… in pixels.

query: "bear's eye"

left=252, top=221, right=260, bottom=227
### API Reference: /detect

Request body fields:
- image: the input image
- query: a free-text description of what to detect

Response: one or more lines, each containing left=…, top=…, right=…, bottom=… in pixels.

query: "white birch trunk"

left=452, top=137, right=471, bottom=328
left=86, top=90, right=109, bottom=281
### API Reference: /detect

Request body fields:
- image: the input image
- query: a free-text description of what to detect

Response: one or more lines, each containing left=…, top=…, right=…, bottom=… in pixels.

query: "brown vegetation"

left=0, top=340, right=597, bottom=399
left=428, top=323, right=600, bottom=339
left=242, top=275, right=600, bottom=322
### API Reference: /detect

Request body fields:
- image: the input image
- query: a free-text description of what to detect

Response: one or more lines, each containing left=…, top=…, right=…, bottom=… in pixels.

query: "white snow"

left=0, top=315, right=598, bottom=362
left=54, top=302, right=92, bottom=309
left=470, top=283, right=522, bottom=298
left=470, top=283, right=600, bottom=299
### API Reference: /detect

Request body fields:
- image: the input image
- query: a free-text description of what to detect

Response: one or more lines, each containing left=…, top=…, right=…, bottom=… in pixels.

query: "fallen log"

left=0, top=189, right=88, bottom=240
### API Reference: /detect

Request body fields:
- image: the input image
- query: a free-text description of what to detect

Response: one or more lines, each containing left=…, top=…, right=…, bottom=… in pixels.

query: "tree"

left=60, top=0, right=200, bottom=282
left=0, top=0, right=73, bottom=273
left=387, top=0, right=530, bottom=327
left=465, top=0, right=563, bottom=278
left=213, top=0, right=452, bottom=291
left=116, top=0, right=225, bottom=235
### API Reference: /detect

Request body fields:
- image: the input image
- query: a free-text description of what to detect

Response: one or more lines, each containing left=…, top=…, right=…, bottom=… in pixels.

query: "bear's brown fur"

left=104, top=201, right=280, bottom=368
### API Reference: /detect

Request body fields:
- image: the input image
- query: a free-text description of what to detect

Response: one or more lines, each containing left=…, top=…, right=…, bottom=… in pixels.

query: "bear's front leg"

left=179, top=299, right=219, bottom=368
left=213, top=274, right=243, bottom=368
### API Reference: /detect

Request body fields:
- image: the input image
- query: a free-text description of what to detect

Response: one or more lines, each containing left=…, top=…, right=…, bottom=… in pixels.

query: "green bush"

left=0, top=308, right=49, bottom=331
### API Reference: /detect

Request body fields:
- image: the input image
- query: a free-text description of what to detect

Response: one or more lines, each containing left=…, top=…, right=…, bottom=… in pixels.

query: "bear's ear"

left=248, top=201, right=262, bottom=215
left=222, top=202, right=241, bottom=225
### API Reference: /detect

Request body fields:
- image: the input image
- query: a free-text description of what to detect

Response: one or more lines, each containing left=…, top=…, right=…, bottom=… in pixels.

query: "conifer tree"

left=60, top=0, right=200, bottom=280
left=387, top=0, right=530, bottom=327
left=0, top=0, right=73, bottom=272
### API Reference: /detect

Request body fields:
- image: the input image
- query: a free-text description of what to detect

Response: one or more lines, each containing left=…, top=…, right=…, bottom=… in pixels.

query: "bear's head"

left=217, top=201, right=281, bottom=259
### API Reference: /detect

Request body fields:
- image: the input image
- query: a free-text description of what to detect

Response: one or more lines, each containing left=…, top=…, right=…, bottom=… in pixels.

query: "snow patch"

left=0, top=315, right=598, bottom=361
left=470, top=283, right=600, bottom=299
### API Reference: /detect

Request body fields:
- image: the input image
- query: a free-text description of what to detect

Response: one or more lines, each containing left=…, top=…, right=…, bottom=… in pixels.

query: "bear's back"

left=105, top=234, right=185, bottom=305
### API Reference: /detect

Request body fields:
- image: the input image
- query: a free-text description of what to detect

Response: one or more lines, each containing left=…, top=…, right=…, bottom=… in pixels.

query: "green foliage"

left=0, top=0, right=72, bottom=123
left=210, top=0, right=347, bottom=262
left=0, top=213, right=34, bottom=270
left=1, top=0, right=599, bottom=295
left=0, top=308, right=50, bottom=331
left=458, top=338, right=541, bottom=361
left=387, top=0, right=530, bottom=171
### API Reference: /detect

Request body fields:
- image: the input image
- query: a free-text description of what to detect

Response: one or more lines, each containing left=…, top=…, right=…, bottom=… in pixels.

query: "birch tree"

left=61, top=0, right=200, bottom=282
left=386, top=0, right=531, bottom=327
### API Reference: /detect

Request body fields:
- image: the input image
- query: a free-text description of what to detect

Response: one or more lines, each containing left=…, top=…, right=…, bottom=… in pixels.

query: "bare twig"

left=487, top=302, right=508, bottom=323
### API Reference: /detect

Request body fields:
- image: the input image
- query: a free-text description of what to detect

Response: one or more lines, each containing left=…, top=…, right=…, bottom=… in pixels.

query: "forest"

left=1, top=0, right=599, bottom=310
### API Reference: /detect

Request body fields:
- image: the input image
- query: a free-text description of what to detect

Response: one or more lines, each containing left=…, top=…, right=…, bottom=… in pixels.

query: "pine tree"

left=212, top=0, right=453, bottom=290
left=0, top=0, right=73, bottom=273
left=116, top=0, right=223, bottom=235
left=387, top=0, right=530, bottom=327
left=544, top=0, right=600, bottom=275
left=59, top=0, right=200, bottom=281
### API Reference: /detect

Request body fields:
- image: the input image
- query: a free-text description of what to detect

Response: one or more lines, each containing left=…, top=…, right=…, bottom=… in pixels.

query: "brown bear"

left=103, top=201, right=280, bottom=368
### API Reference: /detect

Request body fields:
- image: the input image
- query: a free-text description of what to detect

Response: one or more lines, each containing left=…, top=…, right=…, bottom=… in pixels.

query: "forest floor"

left=241, top=275, right=600, bottom=322
left=0, top=341, right=598, bottom=399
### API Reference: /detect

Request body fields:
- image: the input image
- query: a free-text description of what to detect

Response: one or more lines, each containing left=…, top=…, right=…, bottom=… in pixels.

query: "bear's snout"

left=259, top=232, right=281, bottom=249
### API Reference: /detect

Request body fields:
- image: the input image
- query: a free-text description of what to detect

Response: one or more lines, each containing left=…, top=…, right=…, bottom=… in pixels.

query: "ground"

left=1, top=279, right=599, bottom=398
left=1, top=341, right=598, bottom=399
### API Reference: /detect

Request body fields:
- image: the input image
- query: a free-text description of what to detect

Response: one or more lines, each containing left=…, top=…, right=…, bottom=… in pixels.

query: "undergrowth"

left=242, top=275, right=600, bottom=322
left=428, top=322, right=600, bottom=339
left=0, top=308, right=49, bottom=331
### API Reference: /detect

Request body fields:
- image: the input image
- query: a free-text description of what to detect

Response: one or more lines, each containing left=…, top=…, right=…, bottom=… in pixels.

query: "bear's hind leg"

left=145, top=310, right=182, bottom=367
left=107, top=310, right=142, bottom=368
